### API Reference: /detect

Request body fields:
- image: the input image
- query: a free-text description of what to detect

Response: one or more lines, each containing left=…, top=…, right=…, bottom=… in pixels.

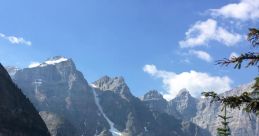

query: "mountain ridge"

left=142, top=82, right=259, bottom=136
left=9, top=56, right=210, bottom=136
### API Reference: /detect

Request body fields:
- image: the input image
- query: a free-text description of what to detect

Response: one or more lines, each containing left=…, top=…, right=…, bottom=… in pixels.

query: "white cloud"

left=189, top=50, right=213, bottom=62
left=28, top=62, right=41, bottom=68
left=210, top=0, right=259, bottom=21
left=179, top=19, right=242, bottom=48
left=143, top=64, right=233, bottom=100
left=229, top=52, right=239, bottom=59
left=0, top=33, right=32, bottom=46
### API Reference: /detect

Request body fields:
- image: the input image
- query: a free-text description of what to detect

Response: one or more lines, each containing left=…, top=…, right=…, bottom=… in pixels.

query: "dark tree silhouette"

left=217, top=105, right=232, bottom=136
left=202, top=28, right=259, bottom=115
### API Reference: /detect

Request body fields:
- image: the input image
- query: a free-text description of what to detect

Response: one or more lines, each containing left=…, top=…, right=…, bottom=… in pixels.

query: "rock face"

left=13, top=56, right=109, bottom=136
left=0, top=63, right=50, bottom=136
left=168, top=89, right=198, bottom=120
left=142, top=84, right=259, bottom=136
left=39, top=111, right=77, bottom=136
left=192, top=83, right=259, bottom=136
left=142, top=90, right=167, bottom=113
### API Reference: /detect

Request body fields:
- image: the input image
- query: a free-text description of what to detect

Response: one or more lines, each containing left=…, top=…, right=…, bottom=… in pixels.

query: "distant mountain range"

left=145, top=84, right=259, bottom=136
left=3, top=56, right=259, bottom=136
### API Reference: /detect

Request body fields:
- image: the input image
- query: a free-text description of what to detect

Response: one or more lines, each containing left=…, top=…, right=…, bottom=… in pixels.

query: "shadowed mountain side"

left=0, top=63, right=50, bottom=136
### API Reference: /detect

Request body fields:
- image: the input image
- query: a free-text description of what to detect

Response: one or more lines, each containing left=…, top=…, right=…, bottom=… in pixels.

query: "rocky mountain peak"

left=96, top=75, right=125, bottom=84
left=176, top=88, right=191, bottom=97
left=167, top=88, right=197, bottom=120
left=142, top=90, right=168, bottom=113
left=143, top=90, right=164, bottom=101
left=11, top=57, right=109, bottom=136
left=173, top=89, right=196, bottom=105
left=14, top=56, right=82, bottom=85
left=93, top=75, right=132, bottom=98
left=93, top=76, right=126, bottom=90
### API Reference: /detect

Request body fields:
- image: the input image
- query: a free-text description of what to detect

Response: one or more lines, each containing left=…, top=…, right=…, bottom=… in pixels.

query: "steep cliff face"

left=168, top=89, right=198, bottom=120
left=93, top=76, right=133, bottom=100
left=142, top=90, right=168, bottom=113
left=13, top=57, right=109, bottom=136
left=0, top=64, right=50, bottom=136
left=192, top=83, right=259, bottom=136
left=39, top=111, right=78, bottom=136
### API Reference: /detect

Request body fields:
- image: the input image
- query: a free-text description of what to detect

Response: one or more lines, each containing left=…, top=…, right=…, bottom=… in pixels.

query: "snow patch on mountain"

left=44, top=57, right=68, bottom=65
left=28, top=62, right=41, bottom=68
left=91, top=84, right=98, bottom=88
left=28, top=56, right=69, bottom=68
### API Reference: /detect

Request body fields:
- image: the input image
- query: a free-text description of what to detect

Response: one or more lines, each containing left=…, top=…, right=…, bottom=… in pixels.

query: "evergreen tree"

left=202, top=28, right=259, bottom=115
left=217, top=105, right=231, bottom=136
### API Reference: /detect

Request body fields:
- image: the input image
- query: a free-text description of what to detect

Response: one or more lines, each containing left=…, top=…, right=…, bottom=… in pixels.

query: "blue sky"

left=0, top=0, right=258, bottom=99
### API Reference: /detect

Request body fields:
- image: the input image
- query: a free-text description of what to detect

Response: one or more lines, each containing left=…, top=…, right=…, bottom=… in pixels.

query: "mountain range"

left=143, top=84, right=259, bottom=136
left=3, top=56, right=259, bottom=136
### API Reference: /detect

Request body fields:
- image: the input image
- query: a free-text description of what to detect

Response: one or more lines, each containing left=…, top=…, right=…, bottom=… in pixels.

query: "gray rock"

left=142, top=90, right=167, bottom=113
left=193, top=83, right=259, bottom=136
left=93, top=76, right=133, bottom=100
left=39, top=111, right=77, bottom=136
left=168, top=88, right=198, bottom=120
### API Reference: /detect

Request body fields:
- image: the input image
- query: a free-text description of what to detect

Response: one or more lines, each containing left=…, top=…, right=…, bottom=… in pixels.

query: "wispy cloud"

left=189, top=50, right=213, bottom=62
left=0, top=33, right=32, bottom=46
left=179, top=19, right=242, bottom=48
left=143, top=64, right=232, bottom=100
left=210, top=0, right=259, bottom=21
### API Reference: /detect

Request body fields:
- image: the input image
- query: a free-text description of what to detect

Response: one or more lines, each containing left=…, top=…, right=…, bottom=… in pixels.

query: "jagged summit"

left=28, top=56, right=71, bottom=68
left=142, top=90, right=168, bottom=113
left=93, top=75, right=126, bottom=91
left=96, top=75, right=125, bottom=83
left=168, top=88, right=197, bottom=120
left=92, top=75, right=132, bottom=98
left=176, top=88, right=191, bottom=97
left=143, top=90, right=164, bottom=101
